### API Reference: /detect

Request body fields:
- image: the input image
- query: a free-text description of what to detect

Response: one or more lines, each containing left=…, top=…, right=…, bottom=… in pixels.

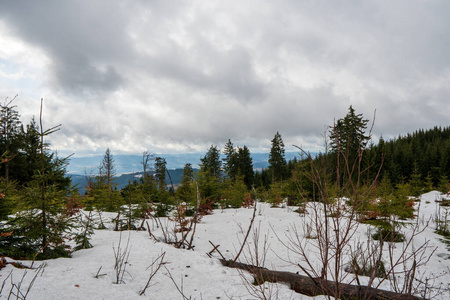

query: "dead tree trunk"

left=220, top=259, right=424, bottom=300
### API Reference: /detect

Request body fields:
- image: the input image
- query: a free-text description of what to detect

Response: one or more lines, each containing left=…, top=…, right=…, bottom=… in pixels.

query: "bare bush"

left=238, top=223, right=280, bottom=300
left=112, top=232, right=131, bottom=284
left=0, top=263, right=45, bottom=299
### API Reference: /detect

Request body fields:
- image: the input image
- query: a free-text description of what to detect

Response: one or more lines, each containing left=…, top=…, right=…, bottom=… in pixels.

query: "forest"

left=1, top=100, right=449, bottom=257
left=1, top=101, right=450, bottom=299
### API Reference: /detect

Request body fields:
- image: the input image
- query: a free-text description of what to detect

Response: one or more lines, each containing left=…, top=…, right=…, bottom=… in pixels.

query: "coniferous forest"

left=1, top=101, right=450, bottom=299
left=1, top=101, right=450, bottom=259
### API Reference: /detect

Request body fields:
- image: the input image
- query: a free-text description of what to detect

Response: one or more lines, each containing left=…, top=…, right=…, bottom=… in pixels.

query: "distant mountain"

left=67, top=153, right=205, bottom=175
left=68, top=151, right=316, bottom=194
left=70, top=168, right=187, bottom=194
left=66, top=152, right=307, bottom=175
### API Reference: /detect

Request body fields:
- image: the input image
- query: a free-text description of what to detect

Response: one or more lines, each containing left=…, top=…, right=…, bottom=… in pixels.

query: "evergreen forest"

left=1, top=100, right=449, bottom=260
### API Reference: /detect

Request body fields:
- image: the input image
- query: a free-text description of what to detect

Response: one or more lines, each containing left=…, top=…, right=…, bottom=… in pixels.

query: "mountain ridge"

left=66, top=152, right=309, bottom=175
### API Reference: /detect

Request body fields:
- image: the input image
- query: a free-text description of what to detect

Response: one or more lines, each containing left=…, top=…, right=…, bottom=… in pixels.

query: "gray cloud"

left=0, top=0, right=449, bottom=156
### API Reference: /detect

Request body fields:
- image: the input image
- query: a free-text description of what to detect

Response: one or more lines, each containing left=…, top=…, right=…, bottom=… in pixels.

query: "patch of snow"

left=1, top=192, right=449, bottom=299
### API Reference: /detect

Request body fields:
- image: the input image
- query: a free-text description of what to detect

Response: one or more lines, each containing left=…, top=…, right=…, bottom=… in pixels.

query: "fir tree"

left=423, top=172, right=434, bottom=193
left=329, top=105, right=369, bottom=163
left=200, top=145, right=222, bottom=179
left=154, top=157, right=167, bottom=190
left=409, top=163, right=423, bottom=197
left=223, top=139, right=237, bottom=180
left=1, top=99, right=75, bottom=259
left=96, top=148, right=121, bottom=211
left=237, top=146, right=254, bottom=189
left=101, top=148, right=116, bottom=192
left=268, top=132, right=287, bottom=182
left=0, top=96, right=22, bottom=182
left=438, top=174, right=449, bottom=194
left=177, top=163, right=196, bottom=205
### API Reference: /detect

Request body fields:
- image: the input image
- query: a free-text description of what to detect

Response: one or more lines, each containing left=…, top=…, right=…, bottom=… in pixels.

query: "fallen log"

left=220, top=259, right=424, bottom=300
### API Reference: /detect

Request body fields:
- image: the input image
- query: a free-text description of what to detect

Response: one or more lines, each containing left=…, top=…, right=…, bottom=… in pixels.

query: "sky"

left=0, top=1, right=449, bottom=157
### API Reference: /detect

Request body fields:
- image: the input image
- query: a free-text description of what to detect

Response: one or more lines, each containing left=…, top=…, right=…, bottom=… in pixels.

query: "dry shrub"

left=0, top=257, right=6, bottom=270
left=198, top=197, right=214, bottom=217
left=241, top=193, right=254, bottom=208
left=63, top=197, right=83, bottom=216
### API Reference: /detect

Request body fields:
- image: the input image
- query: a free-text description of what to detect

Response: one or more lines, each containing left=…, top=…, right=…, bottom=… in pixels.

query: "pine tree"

left=177, top=163, right=196, bottom=205
left=196, top=167, right=220, bottom=201
left=223, top=139, right=237, bottom=180
left=329, top=105, right=369, bottom=163
left=96, top=148, right=121, bottom=211
left=220, top=175, right=247, bottom=208
left=200, top=145, right=222, bottom=179
left=1, top=99, right=76, bottom=259
left=20, top=119, right=41, bottom=183
left=328, top=106, right=370, bottom=188
left=101, top=148, right=116, bottom=191
left=438, top=174, right=449, bottom=194
left=423, top=172, right=434, bottom=193
left=0, top=96, right=22, bottom=182
left=409, top=163, right=423, bottom=197
left=237, top=146, right=254, bottom=189
left=154, top=157, right=167, bottom=189
left=268, top=132, right=287, bottom=182
left=154, top=156, right=169, bottom=204
left=376, top=175, right=395, bottom=219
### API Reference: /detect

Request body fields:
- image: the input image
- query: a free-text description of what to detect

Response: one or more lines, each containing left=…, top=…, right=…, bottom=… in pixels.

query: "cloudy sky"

left=0, top=1, right=449, bottom=157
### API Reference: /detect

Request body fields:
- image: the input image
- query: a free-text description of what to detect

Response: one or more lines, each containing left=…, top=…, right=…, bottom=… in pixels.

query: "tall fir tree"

left=98, top=148, right=121, bottom=211
left=328, top=106, right=370, bottom=187
left=154, top=156, right=168, bottom=203
left=177, top=163, right=196, bottom=205
left=101, top=148, right=116, bottom=191
left=237, top=146, right=254, bottom=189
left=198, top=145, right=222, bottom=201
left=200, top=145, right=222, bottom=179
left=268, top=132, right=287, bottom=182
left=329, top=105, right=369, bottom=162
left=223, top=139, right=237, bottom=180
left=0, top=96, right=22, bottom=182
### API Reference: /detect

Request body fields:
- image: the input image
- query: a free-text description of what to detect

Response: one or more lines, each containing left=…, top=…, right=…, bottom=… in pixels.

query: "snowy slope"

left=1, top=192, right=449, bottom=299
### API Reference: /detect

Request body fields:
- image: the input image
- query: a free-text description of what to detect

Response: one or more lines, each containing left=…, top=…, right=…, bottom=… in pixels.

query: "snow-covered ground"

left=1, top=191, right=449, bottom=299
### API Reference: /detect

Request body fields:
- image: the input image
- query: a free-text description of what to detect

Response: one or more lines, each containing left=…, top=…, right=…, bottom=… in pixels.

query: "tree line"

left=0, top=98, right=449, bottom=260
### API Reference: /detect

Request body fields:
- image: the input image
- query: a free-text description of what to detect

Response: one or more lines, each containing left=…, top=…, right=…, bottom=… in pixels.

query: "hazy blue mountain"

left=66, top=152, right=307, bottom=175
left=68, top=151, right=316, bottom=194
left=70, top=168, right=188, bottom=194
left=67, top=153, right=203, bottom=175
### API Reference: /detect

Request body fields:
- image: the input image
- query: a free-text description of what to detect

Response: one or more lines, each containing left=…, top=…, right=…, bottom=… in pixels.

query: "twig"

left=94, top=266, right=106, bottom=279
left=208, top=240, right=226, bottom=260
left=139, top=252, right=166, bottom=296
left=113, top=232, right=132, bottom=284
left=234, top=197, right=258, bottom=262
left=164, top=266, right=191, bottom=300
left=146, top=221, right=158, bottom=241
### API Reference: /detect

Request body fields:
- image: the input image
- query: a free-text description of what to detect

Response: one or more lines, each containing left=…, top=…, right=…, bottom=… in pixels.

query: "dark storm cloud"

left=0, top=0, right=449, bottom=155
left=141, top=44, right=265, bottom=101
left=0, top=1, right=131, bottom=95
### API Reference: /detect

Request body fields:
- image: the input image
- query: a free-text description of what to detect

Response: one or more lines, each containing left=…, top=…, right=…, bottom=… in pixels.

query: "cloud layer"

left=1, top=1, right=449, bottom=156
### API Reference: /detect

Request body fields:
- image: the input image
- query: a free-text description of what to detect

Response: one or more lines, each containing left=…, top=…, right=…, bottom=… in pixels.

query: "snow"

left=1, top=192, right=450, bottom=299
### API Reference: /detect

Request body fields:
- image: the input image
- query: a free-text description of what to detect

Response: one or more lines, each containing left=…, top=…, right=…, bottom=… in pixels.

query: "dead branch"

left=139, top=252, right=166, bottom=296
left=234, top=191, right=258, bottom=262
left=221, top=259, right=424, bottom=300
